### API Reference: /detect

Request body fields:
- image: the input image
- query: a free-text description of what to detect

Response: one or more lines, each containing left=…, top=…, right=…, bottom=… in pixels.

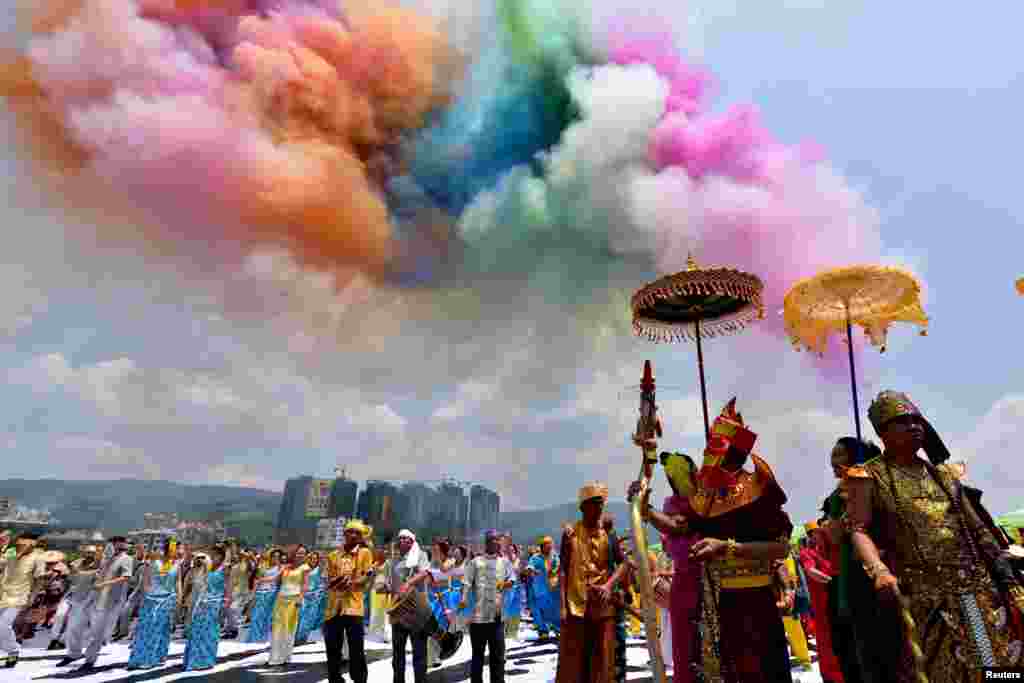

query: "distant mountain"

left=501, top=500, right=658, bottom=547
left=0, top=479, right=281, bottom=533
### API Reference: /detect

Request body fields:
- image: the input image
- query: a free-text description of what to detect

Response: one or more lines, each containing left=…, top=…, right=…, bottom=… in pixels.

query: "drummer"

left=388, top=529, right=432, bottom=683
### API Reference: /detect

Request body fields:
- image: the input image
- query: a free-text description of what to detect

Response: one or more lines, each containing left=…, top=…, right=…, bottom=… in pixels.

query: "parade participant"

left=15, top=551, right=68, bottom=641
left=800, top=522, right=843, bottom=683
left=632, top=398, right=794, bottom=682
left=775, top=554, right=811, bottom=671
left=245, top=549, right=281, bottom=643
left=845, top=391, right=1024, bottom=681
left=69, top=536, right=133, bottom=670
left=183, top=553, right=208, bottom=638
left=368, top=545, right=392, bottom=643
left=525, top=535, right=560, bottom=638
left=295, top=550, right=325, bottom=645
left=653, top=540, right=675, bottom=676
left=501, top=543, right=523, bottom=642
left=121, top=539, right=179, bottom=670
left=183, top=544, right=227, bottom=671
left=388, top=529, right=432, bottom=683
left=426, top=538, right=455, bottom=668
left=112, top=544, right=146, bottom=641
left=459, top=530, right=513, bottom=683
left=50, top=544, right=100, bottom=652
left=267, top=544, right=311, bottom=666
left=323, top=520, right=373, bottom=683
left=224, top=545, right=253, bottom=639
left=554, top=482, right=627, bottom=683
left=0, top=533, right=46, bottom=668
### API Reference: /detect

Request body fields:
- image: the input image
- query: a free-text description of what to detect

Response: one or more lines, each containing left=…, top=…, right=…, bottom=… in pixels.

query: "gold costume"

left=847, top=458, right=1024, bottom=681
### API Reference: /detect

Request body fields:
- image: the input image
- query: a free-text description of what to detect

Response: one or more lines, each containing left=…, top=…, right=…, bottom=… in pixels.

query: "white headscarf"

left=398, top=529, right=423, bottom=569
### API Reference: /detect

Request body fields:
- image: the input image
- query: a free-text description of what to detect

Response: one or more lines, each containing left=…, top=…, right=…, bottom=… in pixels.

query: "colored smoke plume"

left=1, top=0, right=458, bottom=274
left=1, top=0, right=886, bottom=379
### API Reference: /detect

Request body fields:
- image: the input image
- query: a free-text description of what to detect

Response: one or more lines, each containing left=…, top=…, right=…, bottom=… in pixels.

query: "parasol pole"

left=694, top=319, right=711, bottom=442
left=844, top=304, right=864, bottom=449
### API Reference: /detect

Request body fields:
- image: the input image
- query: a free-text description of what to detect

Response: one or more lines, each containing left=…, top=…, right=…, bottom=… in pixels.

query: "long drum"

left=630, top=475, right=667, bottom=682
left=386, top=589, right=464, bottom=660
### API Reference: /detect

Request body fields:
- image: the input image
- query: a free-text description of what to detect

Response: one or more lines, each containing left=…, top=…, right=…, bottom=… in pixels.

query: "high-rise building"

left=435, top=481, right=467, bottom=534
left=360, top=480, right=401, bottom=535
left=400, top=482, right=433, bottom=529
left=0, top=497, right=13, bottom=518
left=274, top=476, right=319, bottom=546
left=469, top=485, right=500, bottom=536
left=328, top=477, right=358, bottom=519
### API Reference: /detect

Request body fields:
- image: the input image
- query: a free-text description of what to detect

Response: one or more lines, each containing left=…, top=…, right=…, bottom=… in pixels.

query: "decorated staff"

left=627, top=360, right=667, bottom=682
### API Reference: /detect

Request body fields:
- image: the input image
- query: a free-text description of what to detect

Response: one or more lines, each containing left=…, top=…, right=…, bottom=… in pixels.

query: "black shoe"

left=4, top=654, right=18, bottom=668
left=56, top=657, right=79, bottom=667
left=47, top=640, right=64, bottom=651
left=79, top=661, right=95, bottom=671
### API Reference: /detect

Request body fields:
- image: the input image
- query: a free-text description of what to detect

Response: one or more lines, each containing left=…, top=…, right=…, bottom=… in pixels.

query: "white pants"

left=64, top=600, right=96, bottom=657
left=659, top=607, right=672, bottom=671
left=0, top=607, right=21, bottom=655
left=82, top=605, right=120, bottom=663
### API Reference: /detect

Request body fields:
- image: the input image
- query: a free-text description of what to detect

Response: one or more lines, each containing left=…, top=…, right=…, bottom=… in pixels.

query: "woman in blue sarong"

left=244, top=548, right=282, bottom=643
left=294, top=551, right=324, bottom=645
left=183, top=546, right=226, bottom=670
left=182, top=546, right=226, bottom=670
left=127, top=539, right=179, bottom=670
left=502, top=543, right=524, bottom=641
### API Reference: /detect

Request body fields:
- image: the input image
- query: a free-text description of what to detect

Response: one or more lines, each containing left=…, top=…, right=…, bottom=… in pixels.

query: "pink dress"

left=663, top=495, right=701, bottom=683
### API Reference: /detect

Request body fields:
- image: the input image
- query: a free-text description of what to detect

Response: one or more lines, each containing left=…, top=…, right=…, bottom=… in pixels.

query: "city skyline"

left=275, top=474, right=501, bottom=546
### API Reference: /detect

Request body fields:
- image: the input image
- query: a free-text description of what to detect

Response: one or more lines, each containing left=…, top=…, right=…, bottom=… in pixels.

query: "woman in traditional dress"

left=183, top=545, right=227, bottom=671
left=631, top=399, right=794, bottom=682
left=502, top=543, right=523, bottom=642
left=367, top=546, right=392, bottom=643
left=245, top=549, right=282, bottom=643
left=267, top=545, right=311, bottom=666
left=800, top=524, right=843, bottom=683
left=845, top=391, right=1024, bottom=682
left=294, top=551, right=323, bottom=645
left=127, top=539, right=179, bottom=670
left=425, top=538, right=454, bottom=668
left=776, top=554, right=812, bottom=671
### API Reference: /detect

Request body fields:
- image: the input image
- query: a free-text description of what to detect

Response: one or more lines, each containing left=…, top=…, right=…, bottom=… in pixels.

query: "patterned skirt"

left=127, top=591, right=176, bottom=669
left=295, top=588, right=325, bottom=642
left=244, top=588, right=278, bottom=643
left=183, top=593, right=224, bottom=671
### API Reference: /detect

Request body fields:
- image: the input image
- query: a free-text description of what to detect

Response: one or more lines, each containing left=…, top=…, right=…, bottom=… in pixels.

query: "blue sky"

left=0, top=1, right=1022, bottom=525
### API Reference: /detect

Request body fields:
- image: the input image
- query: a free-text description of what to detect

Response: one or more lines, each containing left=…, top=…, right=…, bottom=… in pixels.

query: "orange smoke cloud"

left=1, top=0, right=459, bottom=277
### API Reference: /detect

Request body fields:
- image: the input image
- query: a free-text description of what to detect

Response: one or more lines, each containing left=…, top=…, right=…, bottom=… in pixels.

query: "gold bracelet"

left=725, top=539, right=738, bottom=561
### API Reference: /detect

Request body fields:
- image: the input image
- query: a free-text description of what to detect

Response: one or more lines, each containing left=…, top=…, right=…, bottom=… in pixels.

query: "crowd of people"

left=1, top=389, right=1024, bottom=683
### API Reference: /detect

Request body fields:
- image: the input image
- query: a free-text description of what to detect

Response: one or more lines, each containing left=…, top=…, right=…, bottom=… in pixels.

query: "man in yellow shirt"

left=555, top=482, right=627, bottom=683
left=0, top=533, right=47, bottom=668
left=324, top=520, right=374, bottom=683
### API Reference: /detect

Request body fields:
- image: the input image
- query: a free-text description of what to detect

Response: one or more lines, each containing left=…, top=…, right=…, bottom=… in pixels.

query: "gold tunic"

left=563, top=521, right=614, bottom=620
left=847, top=459, right=1023, bottom=681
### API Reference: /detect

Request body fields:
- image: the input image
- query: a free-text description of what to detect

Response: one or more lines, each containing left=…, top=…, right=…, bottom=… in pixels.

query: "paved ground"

left=7, top=621, right=824, bottom=682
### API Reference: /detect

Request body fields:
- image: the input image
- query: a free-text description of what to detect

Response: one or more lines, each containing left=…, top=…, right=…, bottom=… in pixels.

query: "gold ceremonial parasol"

left=783, top=264, right=929, bottom=683
left=632, top=254, right=764, bottom=438
left=783, top=264, right=928, bottom=444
